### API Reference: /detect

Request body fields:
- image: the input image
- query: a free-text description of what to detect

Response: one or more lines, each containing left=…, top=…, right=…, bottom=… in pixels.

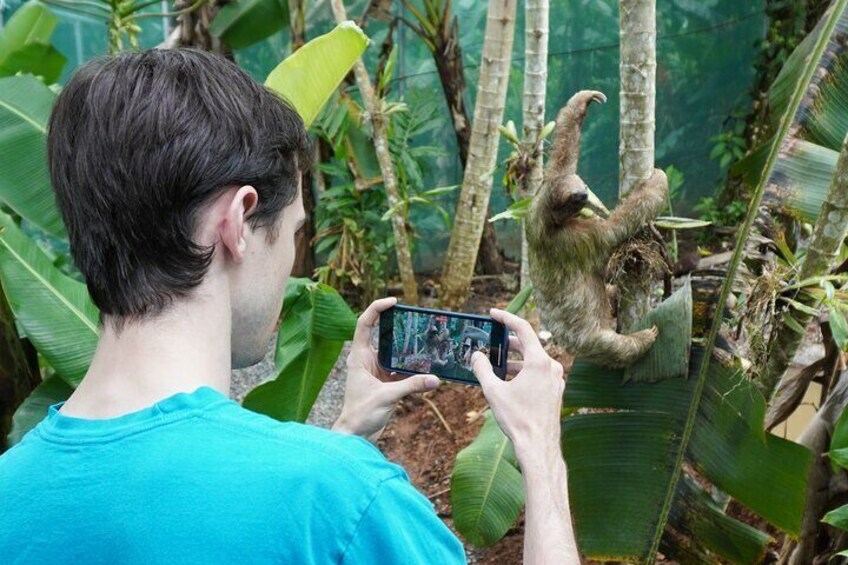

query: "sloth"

left=526, top=90, right=669, bottom=368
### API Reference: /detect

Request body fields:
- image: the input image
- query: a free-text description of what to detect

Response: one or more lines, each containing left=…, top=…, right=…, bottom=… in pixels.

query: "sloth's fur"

left=526, top=90, right=669, bottom=368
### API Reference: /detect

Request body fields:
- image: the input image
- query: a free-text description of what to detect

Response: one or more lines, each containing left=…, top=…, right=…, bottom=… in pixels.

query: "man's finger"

left=471, top=351, right=499, bottom=392
left=490, top=308, right=545, bottom=356
left=382, top=373, right=440, bottom=403
left=352, top=296, right=397, bottom=350
left=508, top=335, right=523, bottom=355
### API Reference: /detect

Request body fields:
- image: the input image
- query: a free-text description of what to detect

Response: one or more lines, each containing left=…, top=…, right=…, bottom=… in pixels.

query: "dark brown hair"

left=46, top=48, right=311, bottom=333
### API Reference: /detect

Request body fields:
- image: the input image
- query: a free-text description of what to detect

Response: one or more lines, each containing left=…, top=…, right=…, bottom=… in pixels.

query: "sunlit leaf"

left=265, top=22, right=369, bottom=128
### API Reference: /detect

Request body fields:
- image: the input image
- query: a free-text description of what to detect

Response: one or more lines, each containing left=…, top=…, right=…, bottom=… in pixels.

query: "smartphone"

left=378, top=304, right=509, bottom=385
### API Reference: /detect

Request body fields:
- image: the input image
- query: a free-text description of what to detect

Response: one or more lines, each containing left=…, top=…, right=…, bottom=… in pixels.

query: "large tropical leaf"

left=265, top=22, right=369, bottom=128
left=735, top=4, right=848, bottom=222
left=209, top=0, right=290, bottom=50
left=241, top=278, right=357, bottom=423
left=0, top=211, right=98, bottom=387
left=0, top=74, right=66, bottom=237
left=7, top=374, right=73, bottom=447
left=451, top=411, right=524, bottom=547
left=0, top=0, right=66, bottom=84
left=562, top=349, right=810, bottom=562
left=624, top=280, right=692, bottom=383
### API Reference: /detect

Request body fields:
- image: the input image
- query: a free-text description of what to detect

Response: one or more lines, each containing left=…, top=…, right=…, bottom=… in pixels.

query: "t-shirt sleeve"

left=340, top=474, right=466, bottom=564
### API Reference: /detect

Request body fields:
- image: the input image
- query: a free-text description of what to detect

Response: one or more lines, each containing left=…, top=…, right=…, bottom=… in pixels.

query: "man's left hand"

left=332, top=296, right=440, bottom=442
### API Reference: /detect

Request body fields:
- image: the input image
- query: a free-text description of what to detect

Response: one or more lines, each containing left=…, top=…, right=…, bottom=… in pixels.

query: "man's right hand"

left=472, top=308, right=582, bottom=564
left=470, top=308, right=569, bottom=463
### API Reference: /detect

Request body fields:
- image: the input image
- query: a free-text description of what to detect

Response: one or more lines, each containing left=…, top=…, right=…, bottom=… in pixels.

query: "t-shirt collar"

left=37, top=385, right=231, bottom=443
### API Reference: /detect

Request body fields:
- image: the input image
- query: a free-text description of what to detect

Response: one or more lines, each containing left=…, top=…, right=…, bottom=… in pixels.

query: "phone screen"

left=384, top=307, right=499, bottom=384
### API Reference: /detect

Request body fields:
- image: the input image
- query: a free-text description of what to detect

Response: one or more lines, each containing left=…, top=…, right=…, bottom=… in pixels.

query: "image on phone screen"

left=389, top=309, right=493, bottom=383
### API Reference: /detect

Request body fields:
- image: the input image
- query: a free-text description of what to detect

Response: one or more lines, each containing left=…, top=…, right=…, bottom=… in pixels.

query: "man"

left=0, top=48, right=580, bottom=563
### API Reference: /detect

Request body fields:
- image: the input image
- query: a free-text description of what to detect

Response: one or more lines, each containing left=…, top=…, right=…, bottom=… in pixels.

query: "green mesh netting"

left=1, top=0, right=764, bottom=272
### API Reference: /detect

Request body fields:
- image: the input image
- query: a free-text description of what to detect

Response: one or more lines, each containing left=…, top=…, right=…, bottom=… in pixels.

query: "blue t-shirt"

left=0, top=386, right=466, bottom=564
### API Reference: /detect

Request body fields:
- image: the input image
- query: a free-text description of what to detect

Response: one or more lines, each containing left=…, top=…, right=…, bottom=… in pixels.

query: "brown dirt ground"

left=377, top=384, right=525, bottom=564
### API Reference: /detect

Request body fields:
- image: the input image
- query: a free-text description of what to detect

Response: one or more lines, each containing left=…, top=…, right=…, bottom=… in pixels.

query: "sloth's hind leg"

left=578, top=327, right=657, bottom=368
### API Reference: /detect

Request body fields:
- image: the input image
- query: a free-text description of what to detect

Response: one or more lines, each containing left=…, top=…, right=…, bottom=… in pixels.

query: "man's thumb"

left=384, top=374, right=440, bottom=402
left=471, top=351, right=498, bottom=389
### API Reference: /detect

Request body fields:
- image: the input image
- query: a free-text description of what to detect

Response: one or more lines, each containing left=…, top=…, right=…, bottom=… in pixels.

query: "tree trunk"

left=0, top=278, right=40, bottom=453
left=406, top=1, right=505, bottom=275
left=759, top=132, right=848, bottom=401
left=520, top=0, right=549, bottom=290
left=330, top=0, right=419, bottom=304
left=439, top=0, right=517, bottom=309
left=168, top=0, right=235, bottom=58
left=778, top=369, right=848, bottom=564
left=289, top=0, right=306, bottom=51
left=616, top=0, right=658, bottom=329
left=287, top=0, right=317, bottom=278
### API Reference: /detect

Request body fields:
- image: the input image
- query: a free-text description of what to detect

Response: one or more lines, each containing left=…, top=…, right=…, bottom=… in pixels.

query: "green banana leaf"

left=662, top=476, right=772, bottom=564
left=209, top=0, right=290, bottom=50
left=0, top=211, right=98, bottom=387
left=265, top=22, right=369, bottom=128
left=451, top=410, right=523, bottom=547
left=624, top=280, right=692, bottom=383
left=735, top=4, right=848, bottom=223
left=0, top=0, right=66, bottom=84
left=7, top=374, right=73, bottom=447
left=241, top=278, right=357, bottom=422
left=0, top=74, right=66, bottom=237
left=559, top=349, right=810, bottom=562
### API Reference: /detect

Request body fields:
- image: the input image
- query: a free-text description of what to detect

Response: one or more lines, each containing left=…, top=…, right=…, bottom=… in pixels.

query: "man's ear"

left=219, top=185, right=259, bottom=264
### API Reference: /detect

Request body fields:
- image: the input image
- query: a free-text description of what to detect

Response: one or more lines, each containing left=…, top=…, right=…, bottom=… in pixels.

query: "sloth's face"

left=550, top=189, right=588, bottom=226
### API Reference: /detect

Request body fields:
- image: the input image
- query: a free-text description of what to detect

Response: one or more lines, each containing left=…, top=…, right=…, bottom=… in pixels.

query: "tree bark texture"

left=778, top=370, right=848, bottom=564
left=330, top=0, right=419, bottom=304
left=0, top=278, right=40, bottom=453
left=439, top=0, right=517, bottom=309
left=288, top=0, right=317, bottom=278
left=172, top=0, right=234, bottom=57
left=617, top=0, right=657, bottom=329
left=520, top=0, right=549, bottom=290
left=289, top=0, right=306, bottom=51
left=759, top=132, right=848, bottom=401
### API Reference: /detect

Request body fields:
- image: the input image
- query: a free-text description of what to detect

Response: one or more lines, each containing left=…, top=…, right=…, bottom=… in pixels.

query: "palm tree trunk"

left=330, top=0, right=419, bottom=304
left=520, top=0, right=549, bottom=290
left=759, top=132, right=848, bottom=401
left=439, top=0, right=517, bottom=309
left=617, top=0, right=657, bottom=329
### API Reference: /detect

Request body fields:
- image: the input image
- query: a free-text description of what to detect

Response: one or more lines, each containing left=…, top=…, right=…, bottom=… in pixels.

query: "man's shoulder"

left=200, top=401, right=407, bottom=485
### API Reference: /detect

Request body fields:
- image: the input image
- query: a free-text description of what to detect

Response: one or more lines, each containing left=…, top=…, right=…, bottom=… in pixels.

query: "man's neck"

left=59, top=299, right=232, bottom=419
